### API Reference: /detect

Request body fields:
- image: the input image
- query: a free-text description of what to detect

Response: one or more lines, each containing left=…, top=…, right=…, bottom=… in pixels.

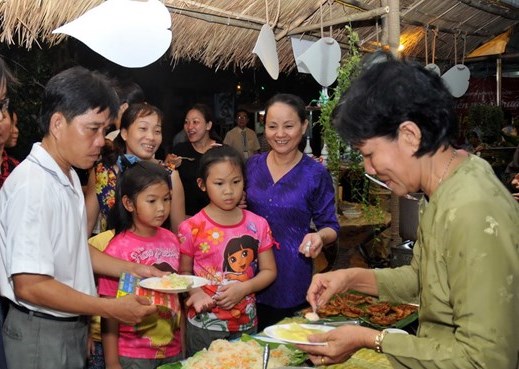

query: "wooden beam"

left=458, top=0, right=519, bottom=20
left=167, top=6, right=264, bottom=31
left=275, top=0, right=326, bottom=41
left=286, top=6, right=389, bottom=36
left=169, top=0, right=268, bottom=25
left=388, top=0, right=400, bottom=58
left=402, top=18, right=491, bottom=37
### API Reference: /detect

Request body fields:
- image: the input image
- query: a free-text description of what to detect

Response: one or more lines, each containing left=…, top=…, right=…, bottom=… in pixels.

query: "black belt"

left=10, top=303, right=85, bottom=322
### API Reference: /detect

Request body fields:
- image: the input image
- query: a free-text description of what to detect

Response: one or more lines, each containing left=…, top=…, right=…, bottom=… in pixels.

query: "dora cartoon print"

left=223, top=235, right=259, bottom=282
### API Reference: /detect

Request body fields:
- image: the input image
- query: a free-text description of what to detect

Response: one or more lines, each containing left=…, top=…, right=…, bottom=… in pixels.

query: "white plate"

left=139, top=275, right=209, bottom=293
left=263, top=323, right=334, bottom=345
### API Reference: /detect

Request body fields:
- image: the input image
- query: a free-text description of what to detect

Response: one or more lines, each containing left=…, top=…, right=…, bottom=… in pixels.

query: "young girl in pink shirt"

left=178, top=145, right=277, bottom=357
left=98, top=161, right=182, bottom=369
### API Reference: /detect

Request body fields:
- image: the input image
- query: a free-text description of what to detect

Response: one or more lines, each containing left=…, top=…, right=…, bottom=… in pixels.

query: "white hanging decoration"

left=296, top=37, right=341, bottom=87
left=440, top=32, right=471, bottom=98
left=252, top=0, right=280, bottom=80
left=252, top=24, right=279, bottom=80
left=441, top=65, right=470, bottom=98
left=52, top=0, right=171, bottom=68
left=290, top=37, right=314, bottom=74
left=304, top=136, right=313, bottom=157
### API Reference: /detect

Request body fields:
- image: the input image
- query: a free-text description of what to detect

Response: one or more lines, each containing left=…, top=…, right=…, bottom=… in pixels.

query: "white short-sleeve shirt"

left=0, top=143, right=96, bottom=317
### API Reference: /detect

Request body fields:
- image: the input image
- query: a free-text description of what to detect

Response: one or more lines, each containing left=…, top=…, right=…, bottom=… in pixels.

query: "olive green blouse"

left=375, top=155, right=519, bottom=369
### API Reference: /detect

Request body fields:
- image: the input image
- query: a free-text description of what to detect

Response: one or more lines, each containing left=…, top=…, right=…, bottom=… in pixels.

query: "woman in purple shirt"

left=246, top=94, right=339, bottom=330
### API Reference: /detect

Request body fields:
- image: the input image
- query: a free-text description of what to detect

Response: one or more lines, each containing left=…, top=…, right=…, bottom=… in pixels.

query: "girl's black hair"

left=197, top=145, right=245, bottom=184
left=222, top=235, right=259, bottom=272
left=107, top=160, right=171, bottom=234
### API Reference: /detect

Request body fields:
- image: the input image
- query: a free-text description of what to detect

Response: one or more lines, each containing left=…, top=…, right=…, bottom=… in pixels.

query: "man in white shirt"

left=223, top=109, right=260, bottom=160
left=0, top=66, right=158, bottom=369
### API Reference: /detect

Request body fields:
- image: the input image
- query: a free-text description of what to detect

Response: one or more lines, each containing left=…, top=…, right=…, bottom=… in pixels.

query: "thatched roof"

left=1, top=0, right=518, bottom=73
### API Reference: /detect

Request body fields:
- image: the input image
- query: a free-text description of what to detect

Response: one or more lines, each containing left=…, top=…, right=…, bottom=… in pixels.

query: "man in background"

left=223, top=109, right=260, bottom=160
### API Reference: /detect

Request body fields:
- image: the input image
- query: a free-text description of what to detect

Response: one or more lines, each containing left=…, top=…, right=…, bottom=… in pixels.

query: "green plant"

left=319, top=26, right=362, bottom=180
left=318, top=28, right=387, bottom=233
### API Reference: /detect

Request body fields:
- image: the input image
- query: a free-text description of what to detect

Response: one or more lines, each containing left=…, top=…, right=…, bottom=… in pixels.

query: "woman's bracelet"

left=374, top=329, right=388, bottom=353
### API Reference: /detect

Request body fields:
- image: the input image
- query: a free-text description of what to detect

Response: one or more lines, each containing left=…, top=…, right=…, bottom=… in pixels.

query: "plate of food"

left=299, top=291, right=418, bottom=329
left=156, top=336, right=307, bottom=369
left=139, top=274, right=208, bottom=293
left=264, top=323, right=333, bottom=345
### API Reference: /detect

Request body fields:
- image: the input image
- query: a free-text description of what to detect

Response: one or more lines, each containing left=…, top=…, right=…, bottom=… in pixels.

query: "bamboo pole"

left=286, top=6, right=389, bottom=36
left=388, top=0, right=400, bottom=58
left=167, top=7, right=264, bottom=31
left=171, top=0, right=269, bottom=25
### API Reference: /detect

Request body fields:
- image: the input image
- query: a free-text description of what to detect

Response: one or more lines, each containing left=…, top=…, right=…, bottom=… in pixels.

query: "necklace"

left=438, top=149, right=457, bottom=184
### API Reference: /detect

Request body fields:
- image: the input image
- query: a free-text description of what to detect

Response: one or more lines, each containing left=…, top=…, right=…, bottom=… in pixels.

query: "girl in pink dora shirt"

left=178, top=145, right=277, bottom=357
left=97, top=161, right=182, bottom=369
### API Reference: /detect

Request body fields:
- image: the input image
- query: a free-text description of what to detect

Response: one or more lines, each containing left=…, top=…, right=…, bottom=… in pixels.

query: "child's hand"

left=213, top=282, right=247, bottom=310
left=186, top=288, right=216, bottom=313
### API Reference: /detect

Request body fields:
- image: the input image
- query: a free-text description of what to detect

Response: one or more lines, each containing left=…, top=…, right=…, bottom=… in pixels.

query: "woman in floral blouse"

left=85, top=102, right=185, bottom=235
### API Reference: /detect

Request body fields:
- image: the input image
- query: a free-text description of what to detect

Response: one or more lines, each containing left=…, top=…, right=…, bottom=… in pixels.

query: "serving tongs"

left=262, top=343, right=270, bottom=369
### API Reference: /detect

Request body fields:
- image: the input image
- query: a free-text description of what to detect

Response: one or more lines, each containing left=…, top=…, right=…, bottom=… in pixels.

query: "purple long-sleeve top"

left=246, top=152, right=339, bottom=308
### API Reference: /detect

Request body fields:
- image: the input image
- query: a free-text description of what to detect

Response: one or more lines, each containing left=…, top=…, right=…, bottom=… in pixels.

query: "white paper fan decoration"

left=296, top=37, right=341, bottom=87
left=53, top=0, right=171, bottom=68
left=253, top=24, right=279, bottom=80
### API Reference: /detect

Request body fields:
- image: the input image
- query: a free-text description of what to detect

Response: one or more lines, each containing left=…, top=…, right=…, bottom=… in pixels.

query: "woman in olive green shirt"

left=298, top=54, right=519, bottom=369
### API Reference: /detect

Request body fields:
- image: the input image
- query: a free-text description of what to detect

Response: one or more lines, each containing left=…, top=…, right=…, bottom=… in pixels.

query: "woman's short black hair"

left=333, top=52, right=458, bottom=157
left=264, top=93, right=307, bottom=124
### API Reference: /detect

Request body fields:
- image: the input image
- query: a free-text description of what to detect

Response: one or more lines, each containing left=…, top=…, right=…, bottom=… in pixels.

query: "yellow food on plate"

left=182, top=339, right=292, bottom=369
left=275, top=323, right=324, bottom=342
left=157, top=274, right=193, bottom=289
